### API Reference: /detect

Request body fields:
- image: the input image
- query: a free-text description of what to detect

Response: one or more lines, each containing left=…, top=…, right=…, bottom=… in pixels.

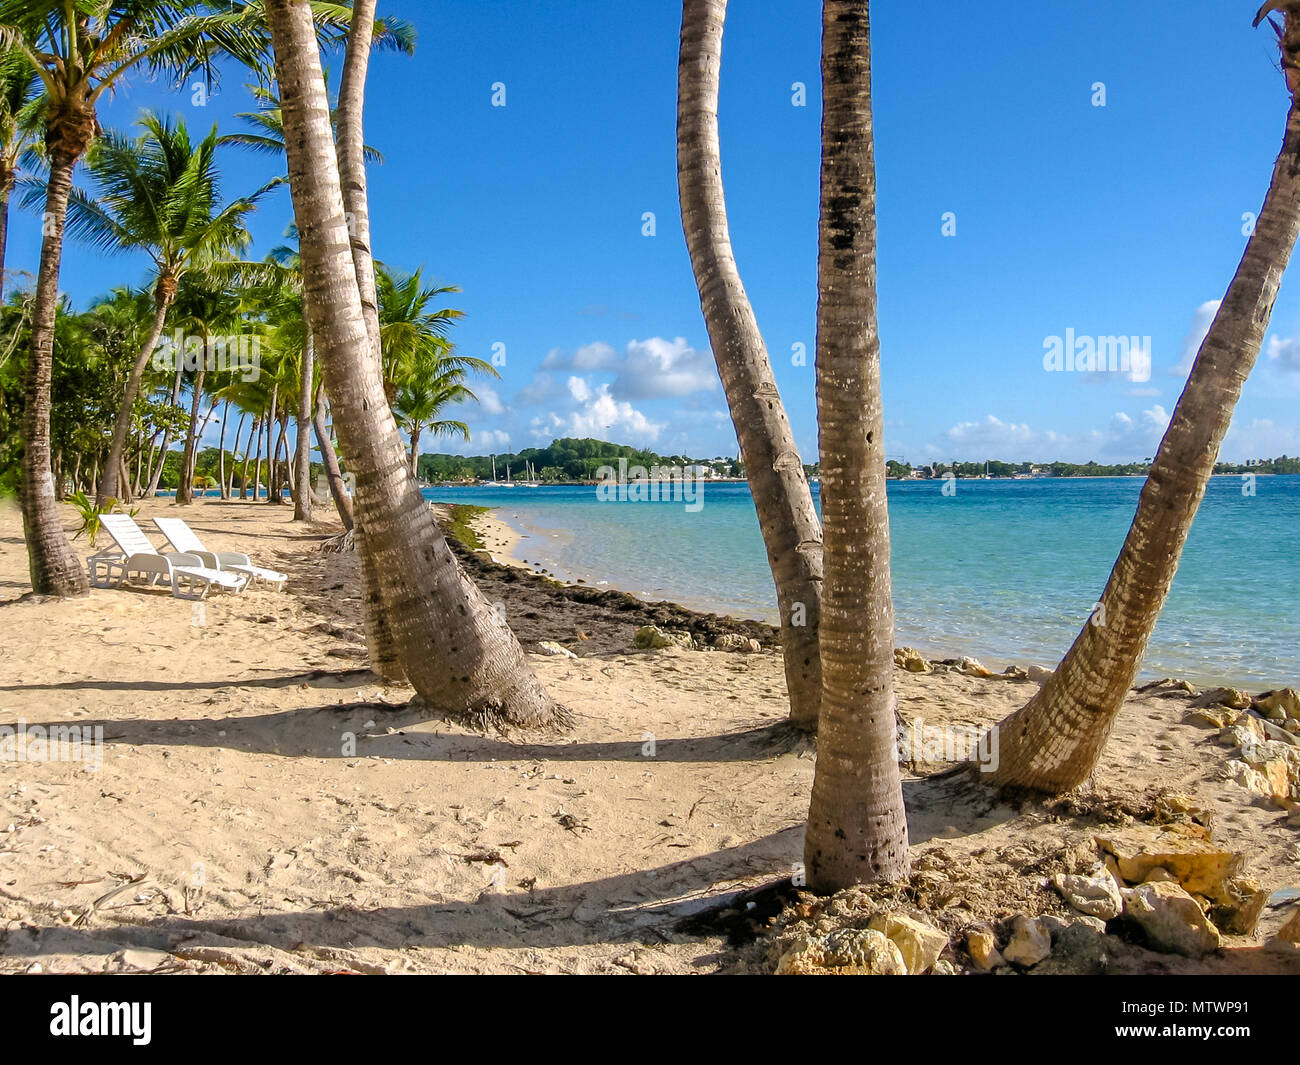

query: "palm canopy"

left=374, top=263, right=479, bottom=389
left=59, top=112, right=269, bottom=294
left=0, top=2, right=413, bottom=154
left=0, top=49, right=42, bottom=170
left=221, top=79, right=384, bottom=164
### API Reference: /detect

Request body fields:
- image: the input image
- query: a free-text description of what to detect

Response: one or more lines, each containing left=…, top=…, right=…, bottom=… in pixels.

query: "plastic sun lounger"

left=152, top=516, right=288, bottom=591
left=86, top=513, right=249, bottom=601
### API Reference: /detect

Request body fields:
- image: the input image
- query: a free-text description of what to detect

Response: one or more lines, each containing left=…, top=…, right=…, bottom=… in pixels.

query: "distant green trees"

left=417, top=437, right=693, bottom=483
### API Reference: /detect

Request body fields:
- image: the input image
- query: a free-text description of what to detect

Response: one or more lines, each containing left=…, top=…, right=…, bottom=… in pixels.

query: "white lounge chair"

left=87, top=514, right=249, bottom=601
left=152, top=516, right=288, bottom=591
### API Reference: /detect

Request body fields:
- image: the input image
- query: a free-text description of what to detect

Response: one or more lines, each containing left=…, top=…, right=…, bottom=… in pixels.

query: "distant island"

left=414, top=437, right=1300, bottom=484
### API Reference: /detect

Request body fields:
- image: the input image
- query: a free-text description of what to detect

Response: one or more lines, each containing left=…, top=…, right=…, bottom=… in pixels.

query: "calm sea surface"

left=425, top=476, right=1300, bottom=689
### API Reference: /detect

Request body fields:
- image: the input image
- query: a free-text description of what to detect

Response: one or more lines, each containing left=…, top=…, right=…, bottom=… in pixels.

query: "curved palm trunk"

left=294, top=333, right=314, bottom=521
left=99, top=285, right=172, bottom=508
left=21, top=142, right=89, bottom=596
left=336, top=0, right=404, bottom=683
left=804, top=0, right=909, bottom=893
left=267, top=0, right=564, bottom=728
left=313, top=397, right=354, bottom=529
left=992, top=25, right=1300, bottom=794
left=677, top=0, right=824, bottom=731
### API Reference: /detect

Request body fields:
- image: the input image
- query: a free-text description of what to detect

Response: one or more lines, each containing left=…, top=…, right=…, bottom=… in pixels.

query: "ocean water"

left=426, top=475, right=1300, bottom=689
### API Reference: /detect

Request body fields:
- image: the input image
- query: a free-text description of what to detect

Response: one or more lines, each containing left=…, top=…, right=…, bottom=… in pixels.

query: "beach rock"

left=774, top=928, right=908, bottom=975
left=868, top=913, right=949, bottom=974
left=1211, top=876, right=1270, bottom=936
left=1218, top=716, right=1265, bottom=748
left=1142, top=867, right=1178, bottom=884
left=1191, top=687, right=1253, bottom=711
left=1123, top=882, right=1221, bottom=958
left=958, top=656, right=993, bottom=679
left=1052, top=870, right=1124, bottom=920
left=1275, top=909, right=1300, bottom=946
left=1186, top=707, right=1238, bottom=730
left=1096, top=831, right=1245, bottom=899
left=1003, top=916, right=1052, bottom=968
left=966, top=928, right=1004, bottom=971
left=893, top=647, right=932, bottom=674
left=1034, top=923, right=1112, bottom=975
left=1223, top=759, right=1277, bottom=801
left=1027, top=664, right=1054, bottom=684
left=536, top=640, right=577, bottom=659
left=713, top=633, right=749, bottom=652
left=1001, top=665, right=1030, bottom=681
left=633, top=625, right=693, bottom=651
left=1258, top=689, right=1300, bottom=721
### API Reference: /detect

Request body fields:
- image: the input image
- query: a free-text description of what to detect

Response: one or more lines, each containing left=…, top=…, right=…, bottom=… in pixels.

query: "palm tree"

left=0, top=50, right=41, bottom=295
left=392, top=351, right=492, bottom=478
left=64, top=113, right=267, bottom=507
left=677, top=0, right=825, bottom=731
left=0, top=0, right=272, bottom=594
left=264, top=0, right=566, bottom=729
left=803, top=0, right=910, bottom=893
left=990, top=8, right=1300, bottom=792
left=375, top=265, right=467, bottom=392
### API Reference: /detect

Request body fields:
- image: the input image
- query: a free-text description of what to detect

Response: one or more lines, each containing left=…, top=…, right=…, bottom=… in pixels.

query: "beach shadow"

left=11, top=702, right=812, bottom=765
left=0, top=829, right=805, bottom=961
left=0, top=667, right=380, bottom=695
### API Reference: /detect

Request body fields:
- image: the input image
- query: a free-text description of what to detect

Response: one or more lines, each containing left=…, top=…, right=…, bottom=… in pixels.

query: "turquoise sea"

left=425, top=475, right=1300, bottom=689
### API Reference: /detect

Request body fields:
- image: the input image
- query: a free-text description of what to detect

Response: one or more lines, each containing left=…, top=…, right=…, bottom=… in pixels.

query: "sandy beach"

left=0, top=497, right=1296, bottom=975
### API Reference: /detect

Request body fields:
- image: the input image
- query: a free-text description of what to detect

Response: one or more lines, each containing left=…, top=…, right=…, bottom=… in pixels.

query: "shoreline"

left=456, top=502, right=1285, bottom=692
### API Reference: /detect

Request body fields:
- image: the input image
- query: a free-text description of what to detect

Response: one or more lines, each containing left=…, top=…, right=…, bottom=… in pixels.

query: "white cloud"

left=476, top=386, right=506, bottom=416
left=1266, top=334, right=1300, bottom=372
left=535, top=336, right=718, bottom=400
left=931, top=406, right=1170, bottom=462
left=530, top=380, right=664, bottom=444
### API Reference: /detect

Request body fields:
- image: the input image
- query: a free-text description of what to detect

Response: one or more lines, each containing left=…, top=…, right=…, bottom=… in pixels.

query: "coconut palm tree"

left=375, top=265, right=467, bottom=392
left=677, top=0, right=825, bottom=731
left=264, top=0, right=565, bottom=729
left=990, top=7, right=1300, bottom=793
left=0, top=50, right=41, bottom=295
left=0, top=0, right=281, bottom=595
left=803, top=0, right=910, bottom=892
left=391, top=347, right=495, bottom=478
left=62, top=112, right=269, bottom=507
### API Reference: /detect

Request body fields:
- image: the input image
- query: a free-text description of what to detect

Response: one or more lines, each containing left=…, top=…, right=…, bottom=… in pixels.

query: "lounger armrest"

left=179, top=549, right=221, bottom=569
left=163, top=552, right=206, bottom=569
left=215, top=551, right=253, bottom=568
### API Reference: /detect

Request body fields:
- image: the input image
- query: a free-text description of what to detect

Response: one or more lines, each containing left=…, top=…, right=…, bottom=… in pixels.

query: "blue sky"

left=9, top=0, right=1300, bottom=463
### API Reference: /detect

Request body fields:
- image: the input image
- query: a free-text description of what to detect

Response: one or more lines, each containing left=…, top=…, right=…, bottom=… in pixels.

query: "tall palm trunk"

left=677, top=0, right=824, bottom=731
left=804, top=0, right=909, bottom=893
left=21, top=135, right=90, bottom=596
left=177, top=334, right=207, bottom=505
left=992, top=13, right=1300, bottom=793
left=335, top=0, right=404, bottom=683
left=99, top=281, right=173, bottom=507
left=294, top=333, right=314, bottom=521
left=145, top=363, right=184, bottom=498
left=408, top=423, right=421, bottom=479
left=313, top=397, right=354, bottom=529
left=218, top=402, right=232, bottom=499
left=265, top=0, right=564, bottom=728
left=0, top=172, right=12, bottom=294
